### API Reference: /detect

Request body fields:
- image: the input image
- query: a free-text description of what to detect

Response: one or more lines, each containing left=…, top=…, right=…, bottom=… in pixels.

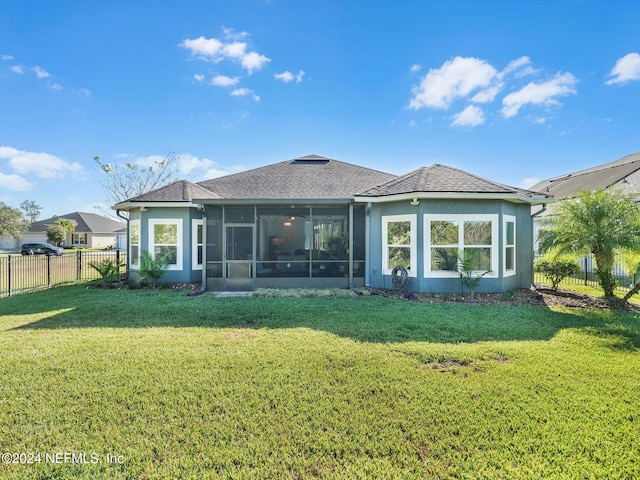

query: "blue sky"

left=1, top=0, right=639, bottom=220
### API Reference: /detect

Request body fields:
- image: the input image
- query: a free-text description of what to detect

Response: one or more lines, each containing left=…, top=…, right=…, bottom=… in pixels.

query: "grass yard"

left=1, top=286, right=639, bottom=479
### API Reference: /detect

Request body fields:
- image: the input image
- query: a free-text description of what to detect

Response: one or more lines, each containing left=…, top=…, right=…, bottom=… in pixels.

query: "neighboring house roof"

left=530, top=152, right=640, bottom=199
left=28, top=212, right=125, bottom=233
left=196, top=155, right=396, bottom=201
left=356, top=164, right=547, bottom=203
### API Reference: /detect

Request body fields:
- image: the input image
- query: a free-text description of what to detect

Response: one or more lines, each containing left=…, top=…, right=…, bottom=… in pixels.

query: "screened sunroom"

left=202, top=204, right=367, bottom=291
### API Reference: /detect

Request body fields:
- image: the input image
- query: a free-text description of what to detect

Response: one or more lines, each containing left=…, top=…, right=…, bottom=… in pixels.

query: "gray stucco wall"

left=366, top=199, right=534, bottom=293
left=127, top=207, right=203, bottom=283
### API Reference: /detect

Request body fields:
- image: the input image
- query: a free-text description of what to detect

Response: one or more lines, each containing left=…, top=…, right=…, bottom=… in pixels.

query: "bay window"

left=382, top=214, right=417, bottom=277
left=129, top=220, right=140, bottom=268
left=149, top=219, right=183, bottom=270
left=504, top=215, right=516, bottom=276
left=425, top=214, right=498, bottom=277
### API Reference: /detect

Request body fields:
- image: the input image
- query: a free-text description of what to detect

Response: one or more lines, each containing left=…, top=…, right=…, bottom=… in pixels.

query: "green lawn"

left=1, top=287, right=639, bottom=479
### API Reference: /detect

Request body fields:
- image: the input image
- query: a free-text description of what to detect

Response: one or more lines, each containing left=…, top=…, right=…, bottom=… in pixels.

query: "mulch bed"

left=373, top=286, right=639, bottom=311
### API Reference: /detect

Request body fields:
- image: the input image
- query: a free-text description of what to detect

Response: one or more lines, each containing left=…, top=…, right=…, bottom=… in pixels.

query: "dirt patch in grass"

left=373, top=287, right=639, bottom=311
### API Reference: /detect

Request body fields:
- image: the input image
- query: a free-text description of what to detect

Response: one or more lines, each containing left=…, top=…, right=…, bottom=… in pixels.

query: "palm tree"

left=538, top=188, right=640, bottom=299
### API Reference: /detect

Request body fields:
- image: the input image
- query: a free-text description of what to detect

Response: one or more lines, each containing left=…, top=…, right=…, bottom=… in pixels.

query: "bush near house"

left=534, top=257, right=582, bottom=292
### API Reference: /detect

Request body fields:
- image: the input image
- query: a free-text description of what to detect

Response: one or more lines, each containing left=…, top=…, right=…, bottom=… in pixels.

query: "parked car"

left=20, top=243, right=64, bottom=256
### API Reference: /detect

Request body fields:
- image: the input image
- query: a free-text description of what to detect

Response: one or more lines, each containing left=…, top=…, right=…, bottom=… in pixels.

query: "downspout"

left=530, top=204, right=547, bottom=288
left=189, top=205, right=208, bottom=296
left=365, top=202, right=371, bottom=288
left=348, top=202, right=354, bottom=289
left=116, top=209, right=129, bottom=280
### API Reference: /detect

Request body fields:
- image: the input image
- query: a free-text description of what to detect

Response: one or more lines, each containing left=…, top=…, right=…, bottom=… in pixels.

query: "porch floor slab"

left=213, top=291, right=254, bottom=297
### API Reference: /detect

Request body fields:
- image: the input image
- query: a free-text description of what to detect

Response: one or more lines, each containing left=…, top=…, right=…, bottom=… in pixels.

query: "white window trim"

left=129, top=219, right=141, bottom=269
left=424, top=214, right=499, bottom=278
left=503, top=215, right=516, bottom=277
left=192, top=219, right=203, bottom=271
left=148, top=219, right=183, bottom=271
left=382, top=214, right=417, bottom=277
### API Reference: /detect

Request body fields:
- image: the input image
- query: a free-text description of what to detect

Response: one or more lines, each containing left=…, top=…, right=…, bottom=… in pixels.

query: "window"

left=425, top=214, right=498, bottom=278
left=149, top=219, right=183, bottom=270
left=72, top=233, right=86, bottom=245
left=129, top=220, right=140, bottom=268
left=504, top=215, right=516, bottom=276
left=192, top=219, right=203, bottom=270
left=382, top=215, right=417, bottom=277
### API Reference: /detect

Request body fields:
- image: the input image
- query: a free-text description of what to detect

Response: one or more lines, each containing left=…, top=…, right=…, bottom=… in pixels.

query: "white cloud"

left=1, top=54, right=13, bottom=60
left=0, top=146, right=83, bottom=179
left=240, top=51, right=270, bottom=74
left=50, top=83, right=62, bottom=90
left=231, top=88, right=260, bottom=101
left=451, top=105, right=485, bottom=127
left=409, top=56, right=497, bottom=109
left=501, top=72, right=577, bottom=118
left=10, top=65, right=23, bottom=74
left=174, top=153, right=214, bottom=175
left=532, top=117, right=546, bottom=124
left=193, top=74, right=205, bottom=82
left=32, top=66, right=51, bottom=78
left=520, top=177, right=541, bottom=189
left=605, top=52, right=640, bottom=85
left=203, top=164, right=245, bottom=179
left=133, top=153, right=244, bottom=181
left=231, top=88, right=250, bottom=96
left=471, top=84, right=502, bottom=103
left=276, top=70, right=305, bottom=83
left=0, top=171, right=33, bottom=191
left=222, top=27, right=249, bottom=41
left=211, top=74, right=240, bottom=87
left=409, top=55, right=544, bottom=115
left=410, top=64, right=421, bottom=73
left=180, top=31, right=270, bottom=74
left=498, top=56, right=535, bottom=79
left=180, top=36, right=224, bottom=60
left=275, top=71, right=294, bottom=82
left=77, top=88, right=91, bottom=97
left=132, top=155, right=165, bottom=168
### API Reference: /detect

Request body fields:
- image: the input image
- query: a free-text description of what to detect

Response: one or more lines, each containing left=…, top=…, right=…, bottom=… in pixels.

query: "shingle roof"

left=196, top=155, right=396, bottom=200
left=358, top=164, right=543, bottom=198
left=530, top=152, right=640, bottom=198
left=29, top=212, right=124, bottom=233
left=125, top=180, right=221, bottom=202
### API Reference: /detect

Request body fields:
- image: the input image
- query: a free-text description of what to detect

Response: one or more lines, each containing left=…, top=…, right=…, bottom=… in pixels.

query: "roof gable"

left=196, top=155, right=396, bottom=200
left=358, top=164, right=542, bottom=198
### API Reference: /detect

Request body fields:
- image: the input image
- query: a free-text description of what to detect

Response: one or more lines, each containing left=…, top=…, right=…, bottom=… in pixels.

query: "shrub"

left=139, top=250, right=169, bottom=288
left=534, top=257, right=581, bottom=292
left=457, top=250, right=490, bottom=299
left=89, top=258, right=125, bottom=286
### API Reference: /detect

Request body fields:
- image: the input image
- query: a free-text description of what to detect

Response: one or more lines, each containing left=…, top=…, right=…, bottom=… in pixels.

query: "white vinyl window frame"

left=503, top=215, right=516, bottom=277
left=72, top=233, right=86, bottom=245
left=192, top=219, right=204, bottom=271
left=129, top=219, right=141, bottom=269
left=148, top=219, right=183, bottom=271
left=424, top=214, right=499, bottom=278
left=382, top=214, right=417, bottom=277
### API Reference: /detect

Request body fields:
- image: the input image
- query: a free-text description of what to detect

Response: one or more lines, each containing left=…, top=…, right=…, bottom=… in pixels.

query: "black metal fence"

left=0, top=250, right=127, bottom=298
left=533, top=254, right=635, bottom=292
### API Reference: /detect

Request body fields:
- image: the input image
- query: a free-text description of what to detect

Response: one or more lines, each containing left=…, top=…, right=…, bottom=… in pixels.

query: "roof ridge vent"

left=291, top=154, right=330, bottom=165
